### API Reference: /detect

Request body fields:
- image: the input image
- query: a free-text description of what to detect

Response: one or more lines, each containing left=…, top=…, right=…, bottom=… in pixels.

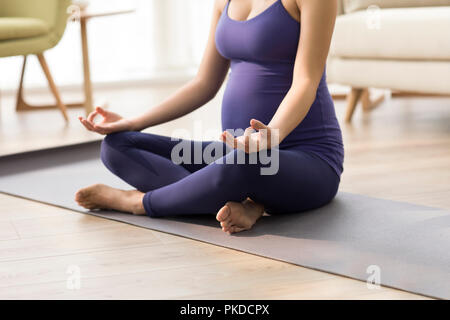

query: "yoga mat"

left=0, top=141, right=449, bottom=299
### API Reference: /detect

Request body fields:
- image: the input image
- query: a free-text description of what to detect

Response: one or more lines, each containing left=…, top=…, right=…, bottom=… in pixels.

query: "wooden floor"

left=0, top=84, right=449, bottom=299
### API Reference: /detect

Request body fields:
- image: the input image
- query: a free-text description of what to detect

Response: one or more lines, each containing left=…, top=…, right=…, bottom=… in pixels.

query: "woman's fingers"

left=79, top=116, right=109, bottom=134
left=83, top=119, right=96, bottom=131
left=250, top=119, right=270, bottom=139
left=87, top=111, right=98, bottom=123
left=79, top=114, right=115, bottom=136
left=221, top=129, right=264, bottom=152
left=221, top=131, right=235, bottom=148
left=95, top=106, right=109, bottom=117
left=220, top=120, right=274, bottom=152
left=80, top=117, right=95, bottom=131
left=221, top=131, right=238, bottom=149
left=94, top=122, right=114, bottom=134
left=250, top=119, right=272, bottom=149
left=243, top=126, right=254, bottom=153
left=79, top=113, right=97, bottom=130
left=250, top=119, right=267, bottom=130
left=78, top=117, right=93, bottom=131
left=78, top=117, right=91, bottom=131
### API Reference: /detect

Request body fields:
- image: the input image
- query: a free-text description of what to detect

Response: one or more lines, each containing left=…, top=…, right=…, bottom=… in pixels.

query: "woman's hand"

left=220, top=119, right=279, bottom=153
left=78, top=107, right=134, bottom=135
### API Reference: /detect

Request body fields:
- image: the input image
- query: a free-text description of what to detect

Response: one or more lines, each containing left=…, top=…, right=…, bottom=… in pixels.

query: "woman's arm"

left=267, top=0, right=337, bottom=142
left=130, top=0, right=230, bottom=131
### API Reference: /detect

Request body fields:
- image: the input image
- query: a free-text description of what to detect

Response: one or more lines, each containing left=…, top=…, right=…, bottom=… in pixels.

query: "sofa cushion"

left=327, top=57, right=450, bottom=94
left=0, top=17, right=49, bottom=41
left=344, top=0, right=450, bottom=13
left=330, top=6, right=450, bottom=60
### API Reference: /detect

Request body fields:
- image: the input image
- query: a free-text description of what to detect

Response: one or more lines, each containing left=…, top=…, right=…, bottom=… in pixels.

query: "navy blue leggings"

left=100, top=131, right=340, bottom=217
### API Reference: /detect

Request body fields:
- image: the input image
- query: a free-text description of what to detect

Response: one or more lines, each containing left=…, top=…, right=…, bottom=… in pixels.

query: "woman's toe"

left=75, top=189, right=89, bottom=201
left=79, top=202, right=90, bottom=209
left=222, top=222, right=235, bottom=233
left=74, top=191, right=83, bottom=202
left=216, top=205, right=231, bottom=222
left=230, top=225, right=248, bottom=234
left=220, top=219, right=232, bottom=227
left=234, top=226, right=247, bottom=233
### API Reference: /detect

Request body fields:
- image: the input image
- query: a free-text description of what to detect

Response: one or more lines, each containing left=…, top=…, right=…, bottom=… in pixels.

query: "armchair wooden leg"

left=16, top=55, right=86, bottom=116
left=344, top=87, right=364, bottom=123
left=36, top=53, right=69, bottom=122
left=15, top=55, right=28, bottom=111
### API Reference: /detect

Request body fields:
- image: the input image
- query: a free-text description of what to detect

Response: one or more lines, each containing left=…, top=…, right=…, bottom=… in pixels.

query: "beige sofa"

left=328, top=0, right=450, bottom=122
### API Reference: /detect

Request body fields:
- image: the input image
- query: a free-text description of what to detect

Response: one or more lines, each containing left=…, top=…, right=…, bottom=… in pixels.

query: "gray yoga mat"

left=0, top=141, right=449, bottom=299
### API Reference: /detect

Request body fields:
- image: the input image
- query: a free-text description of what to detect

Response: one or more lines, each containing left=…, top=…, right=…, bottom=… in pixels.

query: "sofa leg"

left=344, top=87, right=364, bottom=123
left=361, top=88, right=385, bottom=112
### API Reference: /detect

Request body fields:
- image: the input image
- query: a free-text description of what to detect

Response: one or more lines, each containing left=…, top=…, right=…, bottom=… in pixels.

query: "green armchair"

left=0, top=0, right=72, bottom=121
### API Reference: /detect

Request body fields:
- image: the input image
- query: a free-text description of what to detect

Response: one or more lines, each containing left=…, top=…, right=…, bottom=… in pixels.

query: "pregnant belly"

left=221, top=71, right=291, bottom=133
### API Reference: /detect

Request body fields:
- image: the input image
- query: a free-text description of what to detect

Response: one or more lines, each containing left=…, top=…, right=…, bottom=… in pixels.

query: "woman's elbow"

left=193, top=76, right=222, bottom=101
left=290, top=77, right=320, bottom=98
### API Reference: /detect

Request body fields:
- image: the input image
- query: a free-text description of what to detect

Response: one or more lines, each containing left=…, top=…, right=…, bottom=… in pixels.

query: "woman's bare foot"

left=75, top=183, right=146, bottom=215
left=216, top=198, right=264, bottom=234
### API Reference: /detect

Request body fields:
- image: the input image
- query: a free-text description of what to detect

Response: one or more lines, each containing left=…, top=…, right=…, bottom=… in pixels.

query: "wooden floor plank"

left=0, top=221, right=20, bottom=241
left=0, top=240, right=253, bottom=289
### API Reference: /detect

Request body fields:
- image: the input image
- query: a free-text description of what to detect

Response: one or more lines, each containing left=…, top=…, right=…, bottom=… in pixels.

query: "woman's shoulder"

left=214, top=0, right=229, bottom=14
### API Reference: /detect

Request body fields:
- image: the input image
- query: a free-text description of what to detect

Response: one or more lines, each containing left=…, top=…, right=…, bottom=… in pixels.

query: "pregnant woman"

left=76, top=0, right=344, bottom=234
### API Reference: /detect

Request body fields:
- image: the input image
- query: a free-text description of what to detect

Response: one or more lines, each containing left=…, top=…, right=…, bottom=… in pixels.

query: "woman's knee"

left=102, top=131, right=137, bottom=151
left=100, top=131, right=136, bottom=169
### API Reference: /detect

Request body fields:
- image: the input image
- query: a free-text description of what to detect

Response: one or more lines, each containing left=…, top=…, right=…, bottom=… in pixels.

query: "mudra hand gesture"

left=220, top=119, right=279, bottom=153
left=78, top=106, right=134, bottom=135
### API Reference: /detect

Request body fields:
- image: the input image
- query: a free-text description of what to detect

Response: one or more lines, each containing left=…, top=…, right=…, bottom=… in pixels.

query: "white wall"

left=0, top=0, right=214, bottom=90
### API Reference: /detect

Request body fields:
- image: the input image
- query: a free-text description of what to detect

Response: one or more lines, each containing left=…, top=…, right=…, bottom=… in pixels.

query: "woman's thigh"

left=104, top=131, right=229, bottom=173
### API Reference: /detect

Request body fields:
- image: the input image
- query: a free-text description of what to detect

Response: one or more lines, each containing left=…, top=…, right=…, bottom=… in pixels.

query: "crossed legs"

left=76, top=131, right=340, bottom=233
